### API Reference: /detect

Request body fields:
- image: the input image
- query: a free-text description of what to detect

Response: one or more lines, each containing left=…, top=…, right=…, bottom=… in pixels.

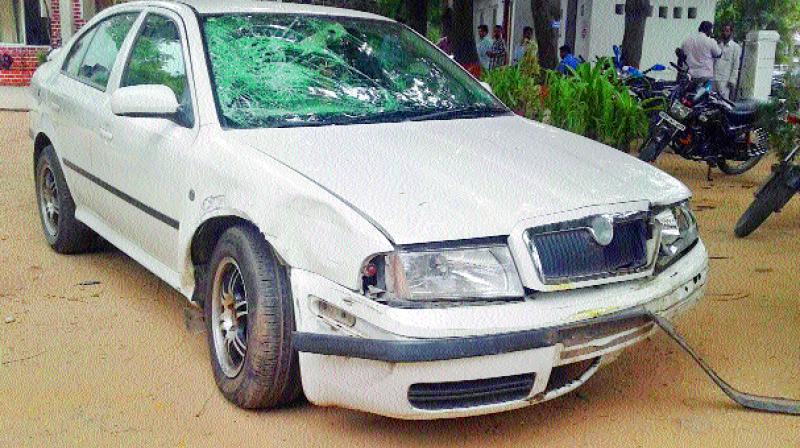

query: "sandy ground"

left=1, top=111, right=798, bottom=447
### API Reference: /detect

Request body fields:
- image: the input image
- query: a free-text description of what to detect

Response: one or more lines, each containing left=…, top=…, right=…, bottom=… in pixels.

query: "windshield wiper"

left=407, top=106, right=510, bottom=122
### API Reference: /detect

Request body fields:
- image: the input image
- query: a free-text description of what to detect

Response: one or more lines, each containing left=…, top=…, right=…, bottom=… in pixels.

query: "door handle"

left=99, top=128, right=113, bottom=142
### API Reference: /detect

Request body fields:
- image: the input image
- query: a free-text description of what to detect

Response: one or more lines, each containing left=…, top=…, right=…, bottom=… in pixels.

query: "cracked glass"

left=201, top=14, right=506, bottom=128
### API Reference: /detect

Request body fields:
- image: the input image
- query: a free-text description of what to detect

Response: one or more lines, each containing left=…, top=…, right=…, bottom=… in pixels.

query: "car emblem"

left=589, top=215, right=615, bottom=246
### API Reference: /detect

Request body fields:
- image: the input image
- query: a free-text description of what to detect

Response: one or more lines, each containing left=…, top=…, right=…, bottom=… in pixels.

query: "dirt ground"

left=1, top=110, right=798, bottom=447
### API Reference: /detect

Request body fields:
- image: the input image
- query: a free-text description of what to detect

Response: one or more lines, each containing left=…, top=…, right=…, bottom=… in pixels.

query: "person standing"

left=713, top=23, right=741, bottom=101
left=680, top=21, right=722, bottom=84
left=486, top=25, right=507, bottom=70
left=512, top=26, right=534, bottom=64
left=477, top=25, right=492, bottom=71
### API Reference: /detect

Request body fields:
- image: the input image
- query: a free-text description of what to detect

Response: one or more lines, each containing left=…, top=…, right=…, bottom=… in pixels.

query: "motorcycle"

left=639, top=73, right=769, bottom=177
left=734, top=114, right=800, bottom=237
left=612, top=45, right=673, bottom=102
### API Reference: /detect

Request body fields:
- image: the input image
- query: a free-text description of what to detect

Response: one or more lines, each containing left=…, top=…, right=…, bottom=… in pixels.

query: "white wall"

left=584, top=0, right=718, bottom=79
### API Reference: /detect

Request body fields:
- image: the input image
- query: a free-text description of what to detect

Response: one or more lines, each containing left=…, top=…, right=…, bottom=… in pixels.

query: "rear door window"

left=70, top=13, right=139, bottom=90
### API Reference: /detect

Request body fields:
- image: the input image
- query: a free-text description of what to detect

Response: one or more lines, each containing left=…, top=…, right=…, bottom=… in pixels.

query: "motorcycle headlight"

left=362, top=244, right=524, bottom=301
left=669, top=101, right=692, bottom=120
left=654, top=201, right=699, bottom=270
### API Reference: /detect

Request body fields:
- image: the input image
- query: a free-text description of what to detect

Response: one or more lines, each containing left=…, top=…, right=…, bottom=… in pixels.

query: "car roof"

left=142, top=0, right=390, bottom=21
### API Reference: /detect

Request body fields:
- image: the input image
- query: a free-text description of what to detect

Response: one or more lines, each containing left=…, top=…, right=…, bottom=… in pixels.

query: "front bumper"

left=291, top=240, right=708, bottom=419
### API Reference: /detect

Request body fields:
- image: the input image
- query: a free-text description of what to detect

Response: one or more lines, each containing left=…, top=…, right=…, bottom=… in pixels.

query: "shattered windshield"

left=201, top=14, right=506, bottom=128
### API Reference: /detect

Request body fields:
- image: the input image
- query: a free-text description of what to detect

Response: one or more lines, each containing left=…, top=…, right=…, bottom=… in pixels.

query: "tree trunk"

left=621, top=0, right=650, bottom=68
left=405, top=0, right=428, bottom=36
left=450, top=0, right=478, bottom=67
left=531, top=0, right=561, bottom=70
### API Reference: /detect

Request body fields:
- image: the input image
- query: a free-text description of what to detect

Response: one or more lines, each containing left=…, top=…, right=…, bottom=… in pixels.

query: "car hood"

left=228, top=115, right=690, bottom=245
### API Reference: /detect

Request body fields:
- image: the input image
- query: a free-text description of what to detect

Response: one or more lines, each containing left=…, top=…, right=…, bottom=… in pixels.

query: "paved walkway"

left=0, top=86, right=32, bottom=111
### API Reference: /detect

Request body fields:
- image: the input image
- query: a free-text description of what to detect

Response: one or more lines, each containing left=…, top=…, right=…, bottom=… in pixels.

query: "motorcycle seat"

left=725, top=101, right=758, bottom=125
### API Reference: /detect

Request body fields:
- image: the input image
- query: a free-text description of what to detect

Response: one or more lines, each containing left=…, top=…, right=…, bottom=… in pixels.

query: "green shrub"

left=757, top=73, right=800, bottom=159
left=483, top=50, right=653, bottom=152
left=542, top=61, right=652, bottom=151
left=483, top=65, right=542, bottom=120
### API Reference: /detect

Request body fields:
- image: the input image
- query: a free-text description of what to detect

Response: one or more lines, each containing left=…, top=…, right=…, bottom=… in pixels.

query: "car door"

left=48, top=11, right=141, bottom=214
left=97, top=9, right=199, bottom=272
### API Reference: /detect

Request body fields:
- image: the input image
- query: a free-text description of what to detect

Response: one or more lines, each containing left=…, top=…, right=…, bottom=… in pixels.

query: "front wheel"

left=734, top=177, right=794, bottom=237
left=204, top=225, right=302, bottom=409
left=639, top=127, right=671, bottom=162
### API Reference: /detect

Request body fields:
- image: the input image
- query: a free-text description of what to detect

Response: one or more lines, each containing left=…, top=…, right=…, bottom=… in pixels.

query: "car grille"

left=408, top=373, right=535, bottom=410
left=527, top=213, right=651, bottom=284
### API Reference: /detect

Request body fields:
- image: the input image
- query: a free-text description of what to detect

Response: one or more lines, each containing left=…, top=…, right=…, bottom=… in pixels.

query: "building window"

left=0, top=0, right=51, bottom=45
left=615, top=4, right=624, bottom=15
left=688, top=7, right=697, bottom=19
left=673, top=7, right=683, bottom=19
left=658, top=6, right=668, bottom=18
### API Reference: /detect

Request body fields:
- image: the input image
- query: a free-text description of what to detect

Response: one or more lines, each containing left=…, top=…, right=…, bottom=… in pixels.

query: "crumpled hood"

left=229, top=115, right=690, bottom=244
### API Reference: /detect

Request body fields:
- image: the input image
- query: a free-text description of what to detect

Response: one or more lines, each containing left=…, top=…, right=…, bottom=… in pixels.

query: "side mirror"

left=111, top=85, right=179, bottom=118
left=480, top=81, right=493, bottom=94
left=651, top=64, right=666, bottom=72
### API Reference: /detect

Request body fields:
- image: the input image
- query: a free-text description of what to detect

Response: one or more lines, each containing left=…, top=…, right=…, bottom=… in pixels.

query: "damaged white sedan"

left=29, top=0, right=708, bottom=419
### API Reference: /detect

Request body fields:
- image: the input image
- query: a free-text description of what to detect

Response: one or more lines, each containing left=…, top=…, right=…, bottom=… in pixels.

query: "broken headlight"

left=654, top=201, right=699, bottom=270
left=362, top=244, right=524, bottom=301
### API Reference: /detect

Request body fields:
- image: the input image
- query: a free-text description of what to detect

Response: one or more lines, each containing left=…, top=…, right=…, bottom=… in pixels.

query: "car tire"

left=34, top=145, right=96, bottom=254
left=204, top=225, right=302, bottom=409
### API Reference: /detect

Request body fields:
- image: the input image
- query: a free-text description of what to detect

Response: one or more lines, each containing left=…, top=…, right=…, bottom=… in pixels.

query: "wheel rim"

left=211, top=257, right=249, bottom=378
left=38, top=163, right=60, bottom=238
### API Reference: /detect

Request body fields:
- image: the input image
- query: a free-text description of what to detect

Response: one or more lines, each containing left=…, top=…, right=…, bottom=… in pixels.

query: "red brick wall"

left=0, top=46, right=48, bottom=86
left=51, top=0, right=63, bottom=47
left=1, top=0, right=85, bottom=87
left=72, top=0, right=86, bottom=33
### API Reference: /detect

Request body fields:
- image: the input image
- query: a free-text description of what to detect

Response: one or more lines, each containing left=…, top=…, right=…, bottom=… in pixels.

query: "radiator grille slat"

left=531, top=218, right=649, bottom=282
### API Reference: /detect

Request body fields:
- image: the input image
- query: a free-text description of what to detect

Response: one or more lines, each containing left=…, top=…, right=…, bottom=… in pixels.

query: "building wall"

left=0, top=0, right=82, bottom=87
left=582, top=0, right=718, bottom=78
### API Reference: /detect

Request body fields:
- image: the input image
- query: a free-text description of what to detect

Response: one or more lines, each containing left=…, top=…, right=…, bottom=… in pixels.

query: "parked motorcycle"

left=612, top=45, right=674, bottom=102
left=639, top=74, right=769, bottom=177
left=734, top=115, right=800, bottom=237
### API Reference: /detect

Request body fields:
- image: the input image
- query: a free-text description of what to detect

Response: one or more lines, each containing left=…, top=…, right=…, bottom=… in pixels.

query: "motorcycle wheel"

left=639, top=128, right=671, bottom=162
left=718, top=154, right=766, bottom=175
left=734, top=177, right=794, bottom=237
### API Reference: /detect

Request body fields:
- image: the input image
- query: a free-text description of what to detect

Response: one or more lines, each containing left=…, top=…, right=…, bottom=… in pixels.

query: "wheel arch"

left=33, top=132, right=53, bottom=168
left=185, top=213, right=287, bottom=306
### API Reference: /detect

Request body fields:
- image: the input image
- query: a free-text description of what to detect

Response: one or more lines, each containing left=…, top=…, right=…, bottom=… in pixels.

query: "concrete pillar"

left=738, top=30, right=780, bottom=101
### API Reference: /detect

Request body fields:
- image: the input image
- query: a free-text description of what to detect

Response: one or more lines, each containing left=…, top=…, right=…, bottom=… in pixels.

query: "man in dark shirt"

left=486, top=25, right=507, bottom=70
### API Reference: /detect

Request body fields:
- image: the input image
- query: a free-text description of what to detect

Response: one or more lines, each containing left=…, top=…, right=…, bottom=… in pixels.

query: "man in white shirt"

left=714, top=24, right=742, bottom=100
left=681, top=21, right=722, bottom=83
left=512, top=26, right=533, bottom=64
left=477, top=25, right=492, bottom=71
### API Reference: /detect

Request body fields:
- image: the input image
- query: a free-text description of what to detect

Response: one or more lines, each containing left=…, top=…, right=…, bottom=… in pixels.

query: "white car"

left=29, top=0, right=708, bottom=419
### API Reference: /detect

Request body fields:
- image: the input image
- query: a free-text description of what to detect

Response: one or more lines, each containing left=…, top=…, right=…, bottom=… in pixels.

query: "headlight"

left=362, top=244, right=524, bottom=301
left=654, top=201, right=699, bottom=270
left=669, top=101, right=691, bottom=120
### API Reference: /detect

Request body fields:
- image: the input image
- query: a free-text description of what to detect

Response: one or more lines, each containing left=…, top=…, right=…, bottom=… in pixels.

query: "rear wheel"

left=734, top=177, right=794, bottom=237
left=34, top=145, right=95, bottom=253
left=718, top=153, right=765, bottom=175
left=204, top=225, right=302, bottom=409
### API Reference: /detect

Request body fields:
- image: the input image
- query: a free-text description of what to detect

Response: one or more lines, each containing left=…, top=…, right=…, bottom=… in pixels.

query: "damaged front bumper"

left=291, top=240, right=709, bottom=419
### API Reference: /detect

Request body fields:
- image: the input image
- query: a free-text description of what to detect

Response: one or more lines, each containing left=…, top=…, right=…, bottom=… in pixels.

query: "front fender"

left=178, top=128, right=394, bottom=299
